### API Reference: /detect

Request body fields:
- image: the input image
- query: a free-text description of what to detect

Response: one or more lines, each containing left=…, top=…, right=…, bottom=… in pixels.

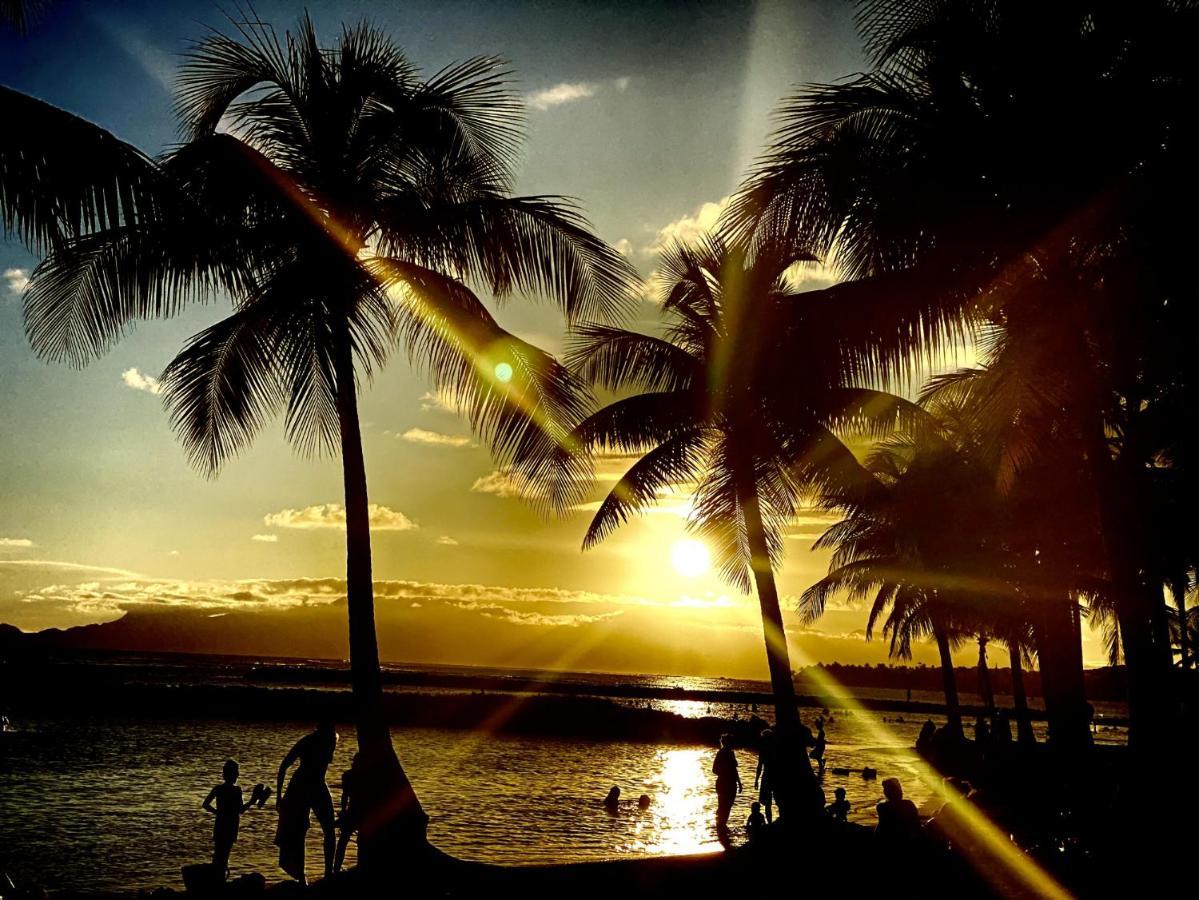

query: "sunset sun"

left=670, top=539, right=711, bottom=578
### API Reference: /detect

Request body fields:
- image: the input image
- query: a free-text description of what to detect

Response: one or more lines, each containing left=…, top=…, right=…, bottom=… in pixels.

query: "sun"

left=671, top=539, right=711, bottom=578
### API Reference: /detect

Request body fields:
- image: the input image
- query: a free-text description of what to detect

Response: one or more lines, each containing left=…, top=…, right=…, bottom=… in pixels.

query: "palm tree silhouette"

left=533, top=232, right=915, bottom=819
left=728, top=0, right=1199, bottom=752
left=16, top=14, right=633, bottom=858
left=802, top=426, right=980, bottom=737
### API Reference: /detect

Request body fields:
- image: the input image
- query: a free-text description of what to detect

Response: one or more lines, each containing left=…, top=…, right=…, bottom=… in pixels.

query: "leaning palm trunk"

left=933, top=625, right=962, bottom=737
left=334, top=332, right=428, bottom=858
left=1007, top=640, right=1035, bottom=746
left=736, top=468, right=823, bottom=820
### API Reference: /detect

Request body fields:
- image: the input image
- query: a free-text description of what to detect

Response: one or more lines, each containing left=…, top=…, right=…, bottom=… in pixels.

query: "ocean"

left=0, top=655, right=1128, bottom=893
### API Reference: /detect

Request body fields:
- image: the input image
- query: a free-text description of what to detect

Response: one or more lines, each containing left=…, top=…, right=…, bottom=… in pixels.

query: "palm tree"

left=529, top=232, right=914, bottom=820
left=801, top=427, right=983, bottom=737
left=17, top=15, right=633, bottom=859
left=728, top=0, right=1199, bottom=752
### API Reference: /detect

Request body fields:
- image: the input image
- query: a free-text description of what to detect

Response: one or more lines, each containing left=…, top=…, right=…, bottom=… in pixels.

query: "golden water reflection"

left=626, top=747, right=724, bottom=857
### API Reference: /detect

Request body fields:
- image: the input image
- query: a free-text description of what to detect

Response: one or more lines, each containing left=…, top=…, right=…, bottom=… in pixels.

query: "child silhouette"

left=202, top=759, right=264, bottom=877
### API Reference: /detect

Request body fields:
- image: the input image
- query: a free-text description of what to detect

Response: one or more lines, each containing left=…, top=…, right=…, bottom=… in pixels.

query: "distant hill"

left=0, top=610, right=1131, bottom=701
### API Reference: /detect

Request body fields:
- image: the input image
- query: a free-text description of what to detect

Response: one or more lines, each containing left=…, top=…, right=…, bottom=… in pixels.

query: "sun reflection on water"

left=626, top=748, right=722, bottom=857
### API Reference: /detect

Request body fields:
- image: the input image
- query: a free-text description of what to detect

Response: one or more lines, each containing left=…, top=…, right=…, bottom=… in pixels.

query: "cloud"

left=251, top=534, right=278, bottom=543
left=3, top=268, right=30, bottom=295
left=646, top=196, right=731, bottom=255
left=121, top=367, right=163, bottom=395
left=613, top=238, right=634, bottom=257
left=526, top=76, right=630, bottom=111
left=436, top=536, right=459, bottom=546
left=470, top=470, right=534, bottom=499
left=419, top=391, right=465, bottom=415
left=0, top=538, right=34, bottom=549
left=528, top=81, right=597, bottom=110
left=0, top=559, right=141, bottom=577
left=401, top=428, right=474, bottom=448
left=451, top=599, right=624, bottom=628
left=263, top=504, right=418, bottom=532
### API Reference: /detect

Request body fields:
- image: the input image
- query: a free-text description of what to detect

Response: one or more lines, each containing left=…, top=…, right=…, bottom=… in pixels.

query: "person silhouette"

left=333, top=753, right=362, bottom=874
left=810, top=719, right=827, bottom=777
left=603, top=785, right=621, bottom=813
left=745, top=801, right=767, bottom=843
left=754, top=728, right=776, bottom=823
left=712, top=733, right=742, bottom=844
left=827, top=786, right=850, bottom=823
left=202, top=760, right=258, bottom=877
left=275, top=721, right=338, bottom=883
left=876, top=777, right=920, bottom=844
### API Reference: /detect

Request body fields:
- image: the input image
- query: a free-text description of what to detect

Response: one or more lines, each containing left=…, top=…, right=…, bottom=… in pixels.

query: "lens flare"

left=494, top=361, right=514, bottom=383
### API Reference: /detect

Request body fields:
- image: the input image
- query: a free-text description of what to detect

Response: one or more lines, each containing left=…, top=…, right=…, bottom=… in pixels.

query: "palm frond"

left=0, top=86, right=161, bottom=254
left=583, top=428, right=710, bottom=549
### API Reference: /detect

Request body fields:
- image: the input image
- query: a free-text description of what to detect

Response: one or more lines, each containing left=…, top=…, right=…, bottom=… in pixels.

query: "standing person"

left=275, top=721, right=339, bottom=883
left=202, top=760, right=258, bottom=877
left=333, top=753, right=362, bottom=874
left=811, top=718, right=827, bottom=777
left=712, top=733, right=742, bottom=844
left=754, top=728, right=776, bottom=823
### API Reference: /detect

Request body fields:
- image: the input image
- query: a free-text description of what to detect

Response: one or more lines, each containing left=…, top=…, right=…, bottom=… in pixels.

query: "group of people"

left=713, top=721, right=937, bottom=849
left=201, top=721, right=358, bottom=884
left=711, top=715, right=832, bottom=845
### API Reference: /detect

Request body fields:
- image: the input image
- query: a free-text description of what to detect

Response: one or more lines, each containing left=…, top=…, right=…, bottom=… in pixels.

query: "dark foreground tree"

left=730, top=0, right=1199, bottom=752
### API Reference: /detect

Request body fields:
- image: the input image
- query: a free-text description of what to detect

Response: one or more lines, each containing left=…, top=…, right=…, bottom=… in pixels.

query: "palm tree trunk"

left=734, top=461, right=823, bottom=820
left=934, top=626, right=962, bottom=737
left=1081, top=414, right=1171, bottom=752
left=977, top=634, right=995, bottom=718
left=1174, top=581, right=1189, bottom=670
left=334, top=329, right=428, bottom=862
left=1034, top=597, right=1090, bottom=751
left=1007, top=639, right=1035, bottom=746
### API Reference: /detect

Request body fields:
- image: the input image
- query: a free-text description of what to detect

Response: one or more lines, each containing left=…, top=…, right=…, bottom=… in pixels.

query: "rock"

left=229, top=872, right=267, bottom=896
left=861, top=767, right=878, bottom=779
left=181, top=862, right=225, bottom=895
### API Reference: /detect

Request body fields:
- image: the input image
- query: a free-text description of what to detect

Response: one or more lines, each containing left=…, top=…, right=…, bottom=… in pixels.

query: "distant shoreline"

left=1, top=654, right=1129, bottom=734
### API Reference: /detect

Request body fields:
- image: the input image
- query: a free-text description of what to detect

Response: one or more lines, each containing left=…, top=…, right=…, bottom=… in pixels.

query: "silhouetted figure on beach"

left=995, top=710, right=1013, bottom=746
left=603, top=785, right=621, bottom=813
left=333, top=753, right=361, bottom=874
left=712, top=734, right=742, bottom=844
left=916, top=719, right=936, bottom=754
left=811, top=719, right=827, bottom=777
left=876, top=778, right=920, bottom=845
left=827, top=787, right=850, bottom=823
left=202, top=760, right=261, bottom=877
left=973, top=715, right=990, bottom=747
left=275, top=721, right=338, bottom=883
left=746, top=801, right=767, bottom=844
left=754, top=728, right=776, bottom=823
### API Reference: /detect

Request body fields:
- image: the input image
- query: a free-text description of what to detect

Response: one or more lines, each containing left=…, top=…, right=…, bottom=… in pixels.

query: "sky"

left=0, top=0, right=1111, bottom=676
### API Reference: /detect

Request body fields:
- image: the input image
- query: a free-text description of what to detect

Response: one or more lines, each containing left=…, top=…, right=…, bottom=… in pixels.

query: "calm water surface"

left=0, top=701, right=1126, bottom=892
left=0, top=710, right=912, bottom=892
